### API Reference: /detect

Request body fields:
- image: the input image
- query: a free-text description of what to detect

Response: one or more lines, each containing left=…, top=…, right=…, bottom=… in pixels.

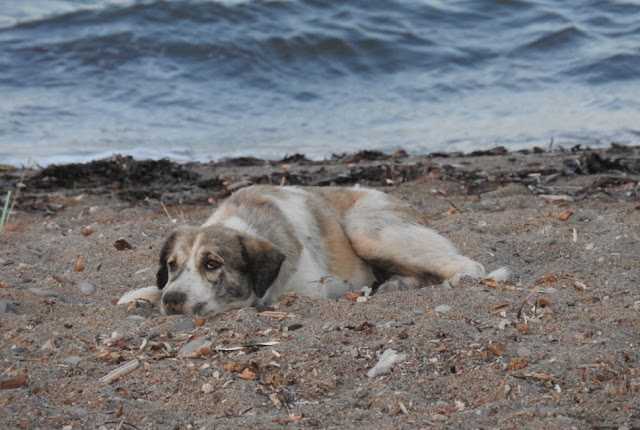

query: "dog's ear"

left=156, top=232, right=177, bottom=290
left=239, top=236, right=285, bottom=298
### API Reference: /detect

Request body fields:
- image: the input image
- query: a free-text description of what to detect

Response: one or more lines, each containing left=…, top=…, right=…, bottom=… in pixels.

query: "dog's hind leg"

left=344, top=189, right=492, bottom=284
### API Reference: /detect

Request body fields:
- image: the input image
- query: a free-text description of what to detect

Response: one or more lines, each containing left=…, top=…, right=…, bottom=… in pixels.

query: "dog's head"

left=156, top=225, right=285, bottom=315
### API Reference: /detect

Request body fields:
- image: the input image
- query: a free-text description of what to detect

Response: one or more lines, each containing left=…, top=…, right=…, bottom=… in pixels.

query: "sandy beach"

left=1, top=144, right=639, bottom=429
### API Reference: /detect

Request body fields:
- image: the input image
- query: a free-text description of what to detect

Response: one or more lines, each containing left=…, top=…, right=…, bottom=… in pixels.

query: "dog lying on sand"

left=118, top=185, right=508, bottom=315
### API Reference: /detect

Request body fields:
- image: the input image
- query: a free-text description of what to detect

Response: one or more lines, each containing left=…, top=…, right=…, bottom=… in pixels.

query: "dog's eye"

left=204, top=258, right=223, bottom=271
left=168, top=260, right=177, bottom=272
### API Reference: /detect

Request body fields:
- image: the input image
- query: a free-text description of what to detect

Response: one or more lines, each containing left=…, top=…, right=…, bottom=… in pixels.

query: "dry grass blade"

left=0, top=190, right=12, bottom=234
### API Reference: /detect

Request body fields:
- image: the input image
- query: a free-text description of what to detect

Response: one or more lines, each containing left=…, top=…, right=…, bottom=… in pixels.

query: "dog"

left=119, top=185, right=508, bottom=315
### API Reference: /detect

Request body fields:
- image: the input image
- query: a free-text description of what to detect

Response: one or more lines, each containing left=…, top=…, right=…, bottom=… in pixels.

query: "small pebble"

left=11, top=346, right=28, bottom=355
left=41, top=339, right=57, bottom=351
left=28, top=287, right=58, bottom=298
left=201, top=382, right=215, bottom=394
left=80, top=225, right=94, bottom=236
left=63, top=356, right=82, bottom=367
left=435, top=304, right=451, bottom=314
left=178, top=337, right=212, bottom=358
left=78, top=281, right=96, bottom=295
left=0, top=299, right=18, bottom=314
left=173, top=317, right=196, bottom=332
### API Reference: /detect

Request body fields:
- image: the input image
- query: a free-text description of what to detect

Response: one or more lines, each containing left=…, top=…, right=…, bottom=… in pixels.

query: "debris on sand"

left=178, top=338, right=212, bottom=358
left=367, top=349, right=407, bottom=378
left=0, top=373, right=28, bottom=390
left=99, top=359, right=140, bottom=384
left=113, top=238, right=133, bottom=251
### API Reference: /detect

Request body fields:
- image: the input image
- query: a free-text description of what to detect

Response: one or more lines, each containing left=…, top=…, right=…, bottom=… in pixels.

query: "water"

left=1, top=0, right=640, bottom=166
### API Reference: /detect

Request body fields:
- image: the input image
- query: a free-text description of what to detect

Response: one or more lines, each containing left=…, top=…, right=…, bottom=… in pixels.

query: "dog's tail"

left=485, top=266, right=511, bottom=282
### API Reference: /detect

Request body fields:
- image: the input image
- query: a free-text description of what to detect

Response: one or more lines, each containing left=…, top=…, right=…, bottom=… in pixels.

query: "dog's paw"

left=376, top=276, right=422, bottom=294
left=117, top=286, right=162, bottom=306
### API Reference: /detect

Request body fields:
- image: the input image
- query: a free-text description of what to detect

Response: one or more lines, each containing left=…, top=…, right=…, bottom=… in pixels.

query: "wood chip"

left=239, top=368, right=257, bottom=380
left=0, top=373, right=28, bottom=390
left=74, top=255, right=86, bottom=272
left=558, top=209, right=574, bottom=221
left=487, top=343, right=506, bottom=357
left=100, top=359, right=140, bottom=384
left=540, top=194, right=574, bottom=203
left=343, top=292, right=361, bottom=302
left=507, top=357, right=528, bottom=371
left=516, top=323, right=529, bottom=334
left=481, top=278, right=498, bottom=288
left=258, top=311, right=289, bottom=320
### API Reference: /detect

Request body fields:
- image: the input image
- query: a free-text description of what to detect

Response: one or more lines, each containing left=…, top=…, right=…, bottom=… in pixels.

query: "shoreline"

left=2, top=143, right=639, bottom=212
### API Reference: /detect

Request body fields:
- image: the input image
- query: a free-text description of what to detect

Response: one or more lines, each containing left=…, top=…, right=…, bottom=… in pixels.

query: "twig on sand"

left=0, top=190, right=12, bottom=234
left=102, top=420, right=141, bottom=430
left=160, top=200, right=177, bottom=224
left=100, top=359, right=140, bottom=384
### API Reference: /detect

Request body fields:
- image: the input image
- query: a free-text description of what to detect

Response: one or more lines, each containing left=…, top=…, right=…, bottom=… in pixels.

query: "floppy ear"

left=239, top=236, right=285, bottom=298
left=156, top=232, right=177, bottom=290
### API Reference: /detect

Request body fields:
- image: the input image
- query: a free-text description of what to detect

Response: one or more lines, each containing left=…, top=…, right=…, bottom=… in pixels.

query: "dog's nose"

left=162, top=291, right=187, bottom=314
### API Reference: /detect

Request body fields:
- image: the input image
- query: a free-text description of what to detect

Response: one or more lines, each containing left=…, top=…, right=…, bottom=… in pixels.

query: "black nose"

left=162, top=291, right=187, bottom=314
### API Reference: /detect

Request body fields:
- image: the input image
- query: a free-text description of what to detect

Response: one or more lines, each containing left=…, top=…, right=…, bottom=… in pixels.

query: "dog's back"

left=204, top=186, right=376, bottom=301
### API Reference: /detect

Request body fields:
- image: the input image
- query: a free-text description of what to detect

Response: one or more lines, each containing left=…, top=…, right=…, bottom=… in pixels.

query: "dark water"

left=1, top=0, right=640, bottom=166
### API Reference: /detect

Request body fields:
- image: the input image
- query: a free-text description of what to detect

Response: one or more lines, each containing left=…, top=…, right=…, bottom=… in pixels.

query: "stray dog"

left=120, top=185, right=507, bottom=315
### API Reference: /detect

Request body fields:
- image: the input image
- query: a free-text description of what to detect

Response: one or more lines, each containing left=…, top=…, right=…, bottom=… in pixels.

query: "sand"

left=1, top=145, right=639, bottom=429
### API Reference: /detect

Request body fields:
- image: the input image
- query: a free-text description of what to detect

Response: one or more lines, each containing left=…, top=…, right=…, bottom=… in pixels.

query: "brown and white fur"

left=123, top=185, right=508, bottom=315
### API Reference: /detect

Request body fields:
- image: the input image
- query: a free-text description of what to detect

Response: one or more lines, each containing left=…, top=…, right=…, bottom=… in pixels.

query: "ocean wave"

left=1, top=0, right=640, bottom=165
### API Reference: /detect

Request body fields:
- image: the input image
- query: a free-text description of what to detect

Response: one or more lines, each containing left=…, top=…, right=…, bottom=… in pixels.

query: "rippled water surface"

left=1, top=0, right=640, bottom=165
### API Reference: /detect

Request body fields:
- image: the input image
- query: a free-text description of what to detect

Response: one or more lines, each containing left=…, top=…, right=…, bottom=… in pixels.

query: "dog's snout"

left=162, top=291, right=187, bottom=314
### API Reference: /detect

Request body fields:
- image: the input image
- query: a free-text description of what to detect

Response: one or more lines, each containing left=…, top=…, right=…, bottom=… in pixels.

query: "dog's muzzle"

left=162, top=291, right=187, bottom=315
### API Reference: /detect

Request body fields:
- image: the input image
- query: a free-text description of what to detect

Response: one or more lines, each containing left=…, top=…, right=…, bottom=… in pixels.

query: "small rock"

left=80, top=226, right=94, bottom=236
left=78, top=281, right=96, bottom=295
left=431, top=413, right=448, bottom=422
left=41, top=339, right=57, bottom=352
left=434, top=305, right=451, bottom=314
left=63, top=356, right=82, bottom=367
left=11, top=346, right=28, bottom=355
left=367, top=349, right=407, bottom=378
left=516, top=346, right=532, bottom=357
left=178, top=337, right=212, bottom=358
left=322, top=322, right=337, bottom=332
left=201, top=382, right=215, bottom=394
left=28, top=287, right=58, bottom=298
left=0, top=300, right=18, bottom=314
left=173, top=317, right=196, bottom=332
